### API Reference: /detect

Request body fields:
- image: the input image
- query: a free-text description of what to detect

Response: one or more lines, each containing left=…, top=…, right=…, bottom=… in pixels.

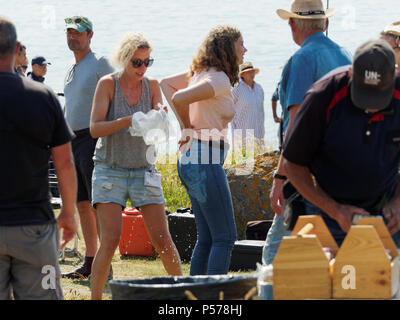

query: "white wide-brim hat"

left=277, top=0, right=336, bottom=20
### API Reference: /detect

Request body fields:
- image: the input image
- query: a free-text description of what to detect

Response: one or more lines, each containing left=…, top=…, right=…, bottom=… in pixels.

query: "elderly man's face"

left=381, top=34, right=400, bottom=71
left=241, top=70, right=256, bottom=85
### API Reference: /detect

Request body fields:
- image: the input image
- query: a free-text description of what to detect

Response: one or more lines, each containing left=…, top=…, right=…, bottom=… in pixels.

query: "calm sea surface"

left=2, top=0, right=399, bottom=150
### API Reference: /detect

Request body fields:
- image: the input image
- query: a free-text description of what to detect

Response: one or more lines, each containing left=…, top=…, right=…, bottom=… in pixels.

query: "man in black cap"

left=27, top=56, right=50, bottom=83
left=282, top=39, right=400, bottom=245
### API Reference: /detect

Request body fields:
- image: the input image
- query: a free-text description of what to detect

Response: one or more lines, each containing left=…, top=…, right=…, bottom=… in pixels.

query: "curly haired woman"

left=161, top=25, right=247, bottom=275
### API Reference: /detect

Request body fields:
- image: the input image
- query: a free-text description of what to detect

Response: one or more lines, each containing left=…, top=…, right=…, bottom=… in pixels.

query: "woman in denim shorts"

left=161, top=25, right=247, bottom=275
left=89, top=33, right=182, bottom=299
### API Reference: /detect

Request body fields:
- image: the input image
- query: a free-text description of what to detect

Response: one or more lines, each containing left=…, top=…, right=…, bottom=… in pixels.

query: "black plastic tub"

left=109, top=274, right=258, bottom=300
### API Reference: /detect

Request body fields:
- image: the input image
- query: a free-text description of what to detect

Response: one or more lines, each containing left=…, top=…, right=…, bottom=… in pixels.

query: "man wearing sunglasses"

left=62, top=16, right=114, bottom=280
left=380, top=21, right=400, bottom=73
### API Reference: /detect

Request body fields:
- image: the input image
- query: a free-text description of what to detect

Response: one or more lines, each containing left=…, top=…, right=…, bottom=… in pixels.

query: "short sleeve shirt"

left=64, top=52, right=114, bottom=131
left=279, top=32, right=352, bottom=135
left=189, top=68, right=235, bottom=141
left=0, top=72, right=73, bottom=226
left=283, top=72, right=400, bottom=208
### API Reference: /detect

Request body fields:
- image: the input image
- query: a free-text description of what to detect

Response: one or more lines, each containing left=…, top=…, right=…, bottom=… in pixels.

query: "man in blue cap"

left=62, top=16, right=114, bottom=280
left=27, top=56, right=51, bottom=83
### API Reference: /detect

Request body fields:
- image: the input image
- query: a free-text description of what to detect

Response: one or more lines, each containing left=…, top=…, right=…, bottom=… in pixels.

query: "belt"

left=73, top=128, right=91, bottom=138
left=194, top=139, right=227, bottom=150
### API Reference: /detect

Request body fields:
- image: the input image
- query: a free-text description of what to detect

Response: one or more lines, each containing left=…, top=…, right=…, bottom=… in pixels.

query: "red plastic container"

left=119, top=207, right=155, bottom=256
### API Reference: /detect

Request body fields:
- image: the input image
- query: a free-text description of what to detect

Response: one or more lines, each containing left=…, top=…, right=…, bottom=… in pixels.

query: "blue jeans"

left=303, top=199, right=400, bottom=248
left=92, top=163, right=165, bottom=209
left=177, top=139, right=237, bottom=275
left=262, top=214, right=292, bottom=265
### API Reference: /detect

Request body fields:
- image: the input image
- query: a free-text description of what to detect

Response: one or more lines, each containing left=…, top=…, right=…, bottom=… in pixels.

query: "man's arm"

left=51, top=142, right=77, bottom=249
left=269, top=103, right=300, bottom=215
left=383, top=180, right=400, bottom=235
left=271, top=100, right=281, bottom=123
left=282, top=157, right=369, bottom=233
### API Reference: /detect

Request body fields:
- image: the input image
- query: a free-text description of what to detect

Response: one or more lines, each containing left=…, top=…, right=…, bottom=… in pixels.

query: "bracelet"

left=273, top=172, right=287, bottom=180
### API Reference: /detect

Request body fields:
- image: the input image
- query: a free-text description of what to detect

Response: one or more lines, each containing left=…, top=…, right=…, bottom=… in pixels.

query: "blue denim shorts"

left=92, top=163, right=165, bottom=208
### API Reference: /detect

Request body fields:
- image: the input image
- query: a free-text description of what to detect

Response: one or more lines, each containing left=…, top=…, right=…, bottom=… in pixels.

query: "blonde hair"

left=189, top=25, right=242, bottom=86
left=112, top=32, right=152, bottom=69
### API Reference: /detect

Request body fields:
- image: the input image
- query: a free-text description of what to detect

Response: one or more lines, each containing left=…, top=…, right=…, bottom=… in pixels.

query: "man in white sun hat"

left=263, top=0, right=352, bottom=265
left=231, top=61, right=265, bottom=150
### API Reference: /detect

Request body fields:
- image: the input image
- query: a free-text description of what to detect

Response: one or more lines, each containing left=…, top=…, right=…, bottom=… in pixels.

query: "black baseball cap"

left=31, top=56, right=51, bottom=66
left=350, top=39, right=396, bottom=111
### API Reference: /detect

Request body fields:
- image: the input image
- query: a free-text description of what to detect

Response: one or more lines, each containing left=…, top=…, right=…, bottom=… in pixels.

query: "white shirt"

left=231, top=79, right=265, bottom=147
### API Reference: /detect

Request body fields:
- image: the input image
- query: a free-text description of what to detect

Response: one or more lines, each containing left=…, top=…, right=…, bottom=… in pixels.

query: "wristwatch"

left=273, top=171, right=287, bottom=181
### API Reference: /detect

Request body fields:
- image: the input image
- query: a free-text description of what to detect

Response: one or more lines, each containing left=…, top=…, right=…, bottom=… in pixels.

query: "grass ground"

left=59, top=221, right=253, bottom=300
left=59, top=239, right=192, bottom=300
left=58, top=158, right=254, bottom=300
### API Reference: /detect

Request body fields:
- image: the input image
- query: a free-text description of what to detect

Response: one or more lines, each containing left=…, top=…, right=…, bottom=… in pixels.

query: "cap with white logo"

left=351, top=39, right=396, bottom=111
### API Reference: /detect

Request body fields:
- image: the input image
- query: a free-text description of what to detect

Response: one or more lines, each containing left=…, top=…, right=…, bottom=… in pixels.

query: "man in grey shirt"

left=62, top=16, right=114, bottom=279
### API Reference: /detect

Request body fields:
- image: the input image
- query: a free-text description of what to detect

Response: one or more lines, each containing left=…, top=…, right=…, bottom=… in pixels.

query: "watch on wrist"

left=273, top=172, right=287, bottom=181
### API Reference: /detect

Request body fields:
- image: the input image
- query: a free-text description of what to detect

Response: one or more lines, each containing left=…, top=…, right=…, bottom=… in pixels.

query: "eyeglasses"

left=131, top=58, right=154, bottom=68
left=65, top=17, right=90, bottom=26
left=21, top=65, right=28, bottom=70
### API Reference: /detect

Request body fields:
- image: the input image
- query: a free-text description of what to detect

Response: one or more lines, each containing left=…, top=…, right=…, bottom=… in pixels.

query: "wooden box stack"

left=272, top=215, right=399, bottom=300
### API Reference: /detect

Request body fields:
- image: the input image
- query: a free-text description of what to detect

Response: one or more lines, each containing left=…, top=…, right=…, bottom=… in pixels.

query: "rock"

left=225, top=151, right=280, bottom=240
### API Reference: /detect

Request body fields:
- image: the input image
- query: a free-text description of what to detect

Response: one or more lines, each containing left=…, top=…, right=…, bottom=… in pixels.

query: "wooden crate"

left=331, top=217, right=399, bottom=299
left=273, top=215, right=338, bottom=300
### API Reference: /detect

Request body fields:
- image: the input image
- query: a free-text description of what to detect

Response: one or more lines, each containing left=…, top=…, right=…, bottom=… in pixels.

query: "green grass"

left=59, top=225, right=252, bottom=300
left=58, top=150, right=269, bottom=300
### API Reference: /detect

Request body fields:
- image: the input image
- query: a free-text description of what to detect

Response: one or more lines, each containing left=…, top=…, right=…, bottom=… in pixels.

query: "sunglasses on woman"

left=131, top=58, right=154, bottom=68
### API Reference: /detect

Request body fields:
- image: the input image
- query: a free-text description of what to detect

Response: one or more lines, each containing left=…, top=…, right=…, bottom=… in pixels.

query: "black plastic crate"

left=167, top=211, right=197, bottom=262
left=246, top=220, right=273, bottom=240
left=229, top=240, right=265, bottom=271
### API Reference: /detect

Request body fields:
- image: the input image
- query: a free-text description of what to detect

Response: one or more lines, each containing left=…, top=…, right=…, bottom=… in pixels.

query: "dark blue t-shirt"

left=0, top=72, right=73, bottom=226
left=283, top=71, right=400, bottom=209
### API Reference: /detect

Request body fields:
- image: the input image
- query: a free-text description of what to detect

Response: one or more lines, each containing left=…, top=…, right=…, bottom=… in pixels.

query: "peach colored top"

left=188, top=68, right=235, bottom=142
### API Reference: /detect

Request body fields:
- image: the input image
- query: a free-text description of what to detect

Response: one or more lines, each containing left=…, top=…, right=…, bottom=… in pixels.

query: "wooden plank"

left=291, top=215, right=339, bottom=255
left=332, top=226, right=392, bottom=299
left=273, top=235, right=331, bottom=299
left=357, top=217, right=398, bottom=258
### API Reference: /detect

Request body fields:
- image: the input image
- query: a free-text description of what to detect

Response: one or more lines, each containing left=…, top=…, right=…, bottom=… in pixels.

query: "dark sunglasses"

left=131, top=58, right=154, bottom=68
left=21, top=65, right=28, bottom=70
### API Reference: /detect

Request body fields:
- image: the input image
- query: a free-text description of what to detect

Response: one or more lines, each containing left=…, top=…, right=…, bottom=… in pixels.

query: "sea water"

left=2, top=0, right=399, bottom=152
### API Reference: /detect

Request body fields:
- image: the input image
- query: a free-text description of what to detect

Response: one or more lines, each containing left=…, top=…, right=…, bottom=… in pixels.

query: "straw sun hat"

left=382, top=21, right=400, bottom=37
left=277, top=0, right=336, bottom=20
left=239, top=62, right=260, bottom=76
